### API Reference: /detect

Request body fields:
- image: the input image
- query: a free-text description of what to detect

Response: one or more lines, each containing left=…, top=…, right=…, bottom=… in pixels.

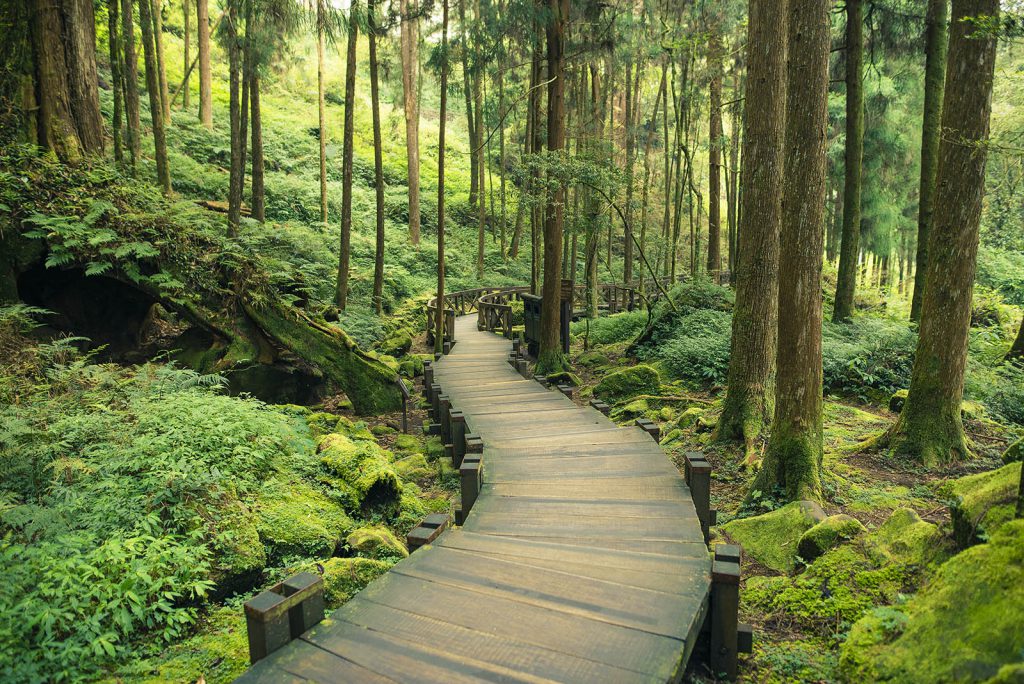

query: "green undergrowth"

left=0, top=310, right=452, bottom=682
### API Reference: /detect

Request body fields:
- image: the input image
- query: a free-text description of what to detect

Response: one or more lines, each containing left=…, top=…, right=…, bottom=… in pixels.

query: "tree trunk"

left=715, top=0, right=787, bottom=455
left=1007, top=318, right=1024, bottom=364
left=226, top=5, right=242, bottom=236
left=498, top=39, right=507, bottom=260
left=537, top=0, right=568, bottom=374
left=833, top=0, right=864, bottom=322
left=121, top=0, right=142, bottom=171
left=29, top=0, right=83, bottom=162
left=459, top=0, right=478, bottom=208
left=436, top=0, right=449, bottom=355
left=884, top=0, right=998, bottom=465
left=369, top=0, right=386, bottom=315
left=400, top=0, right=421, bottom=246
left=623, top=59, right=635, bottom=285
left=751, top=0, right=829, bottom=502
left=197, top=0, right=212, bottom=127
left=528, top=23, right=544, bottom=295
left=584, top=61, right=604, bottom=318
left=911, top=0, right=949, bottom=322
left=316, top=0, right=328, bottom=225
left=473, top=0, right=485, bottom=280
left=151, top=0, right=171, bottom=124
left=183, top=0, right=190, bottom=109
left=727, top=60, right=741, bottom=274
left=108, top=0, right=124, bottom=165
left=336, top=4, right=359, bottom=310
left=139, top=0, right=171, bottom=194
left=62, top=0, right=104, bottom=154
left=706, top=23, right=723, bottom=281
left=250, top=71, right=264, bottom=222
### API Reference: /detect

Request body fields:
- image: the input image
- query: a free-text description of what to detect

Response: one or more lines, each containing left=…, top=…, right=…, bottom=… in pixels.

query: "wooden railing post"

left=244, top=572, right=325, bottom=664
left=450, top=410, right=467, bottom=466
left=684, top=452, right=713, bottom=544
left=710, top=545, right=742, bottom=680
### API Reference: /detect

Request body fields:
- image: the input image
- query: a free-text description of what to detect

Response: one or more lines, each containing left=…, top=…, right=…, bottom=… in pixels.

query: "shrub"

left=570, top=309, right=647, bottom=346
left=822, top=317, right=917, bottom=400
left=648, top=309, right=733, bottom=385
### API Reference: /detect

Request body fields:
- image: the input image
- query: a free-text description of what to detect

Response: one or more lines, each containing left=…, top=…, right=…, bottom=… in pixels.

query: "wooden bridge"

left=238, top=294, right=744, bottom=683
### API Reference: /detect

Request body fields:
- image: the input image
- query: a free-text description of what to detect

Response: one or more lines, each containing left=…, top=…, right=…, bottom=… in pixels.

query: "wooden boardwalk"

left=238, top=316, right=711, bottom=683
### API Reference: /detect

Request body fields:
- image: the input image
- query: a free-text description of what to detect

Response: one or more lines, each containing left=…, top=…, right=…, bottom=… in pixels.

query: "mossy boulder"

left=1003, top=437, right=1023, bottom=464
left=578, top=351, right=611, bottom=368
left=593, top=365, right=660, bottom=400
left=204, top=493, right=267, bottom=594
left=318, top=434, right=403, bottom=514
left=316, top=557, right=393, bottom=608
left=660, top=428, right=683, bottom=446
left=346, top=525, right=408, bottom=560
left=867, top=508, right=942, bottom=566
left=676, top=407, right=703, bottom=429
left=940, top=462, right=1021, bottom=549
left=398, top=354, right=425, bottom=378
left=888, top=389, right=909, bottom=413
left=617, top=398, right=649, bottom=418
left=371, top=424, right=396, bottom=436
left=255, top=479, right=354, bottom=562
left=306, top=411, right=343, bottom=437
left=393, top=453, right=432, bottom=482
left=392, top=433, right=421, bottom=452
left=336, top=416, right=376, bottom=441
left=658, top=406, right=674, bottom=422
left=722, top=501, right=826, bottom=573
left=839, top=520, right=1024, bottom=683
left=797, top=514, right=866, bottom=562
left=379, top=329, right=413, bottom=357
left=546, top=371, right=582, bottom=387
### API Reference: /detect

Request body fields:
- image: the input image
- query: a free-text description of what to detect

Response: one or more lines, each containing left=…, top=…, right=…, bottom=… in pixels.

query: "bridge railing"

left=477, top=286, right=532, bottom=339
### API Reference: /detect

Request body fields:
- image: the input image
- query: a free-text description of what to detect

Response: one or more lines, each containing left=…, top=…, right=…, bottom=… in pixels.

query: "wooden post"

left=635, top=418, right=660, bottom=441
left=516, top=358, right=530, bottom=378
left=244, top=572, right=325, bottom=664
left=407, top=513, right=450, bottom=552
left=710, top=547, right=741, bottom=679
left=450, top=410, right=466, bottom=466
left=422, top=359, right=434, bottom=398
left=465, top=433, right=483, bottom=456
left=439, top=394, right=452, bottom=442
left=590, top=399, right=611, bottom=415
left=558, top=384, right=574, bottom=399
left=685, top=452, right=712, bottom=543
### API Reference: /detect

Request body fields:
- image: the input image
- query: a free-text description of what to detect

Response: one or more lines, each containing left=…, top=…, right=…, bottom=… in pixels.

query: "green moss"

left=577, top=351, right=611, bottom=368
left=336, top=417, right=376, bottom=441
left=306, top=411, right=343, bottom=437
left=115, top=606, right=249, bottom=684
left=723, top=501, right=825, bottom=573
left=593, top=365, right=661, bottom=400
left=546, top=371, right=582, bottom=387
left=318, top=434, right=403, bottom=514
left=346, top=525, right=408, bottom=560
left=617, top=398, right=649, bottom=418
left=798, top=514, right=866, bottom=562
left=660, top=428, right=683, bottom=446
left=889, top=389, right=909, bottom=413
left=203, top=492, right=267, bottom=594
left=392, top=433, right=421, bottom=452
left=676, top=406, right=703, bottom=429
left=1003, top=437, right=1023, bottom=464
left=868, top=508, right=943, bottom=566
left=379, top=329, right=413, bottom=357
left=986, top=663, right=1024, bottom=683
left=393, top=453, right=432, bottom=482
left=940, top=462, right=1022, bottom=548
left=255, top=478, right=353, bottom=562
left=840, top=520, right=1024, bottom=683
left=309, top=557, right=394, bottom=608
left=398, top=354, right=425, bottom=378
left=371, top=424, right=396, bottom=436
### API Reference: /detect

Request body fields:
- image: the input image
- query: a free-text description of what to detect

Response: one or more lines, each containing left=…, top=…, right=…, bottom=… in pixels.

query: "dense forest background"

left=0, top=0, right=1022, bottom=681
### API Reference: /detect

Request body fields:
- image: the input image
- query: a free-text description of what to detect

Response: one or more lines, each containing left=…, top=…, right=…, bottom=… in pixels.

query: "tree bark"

left=61, top=0, right=105, bottom=154
left=436, top=0, right=449, bottom=355
left=473, top=0, right=485, bottom=280
left=833, top=0, right=864, bottom=322
left=183, top=0, right=190, bottom=109
left=197, top=0, right=212, bottom=127
left=121, top=0, right=142, bottom=171
left=369, top=0, right=386, bottom=315
left=751, top=0, right=829, bottom=502
left=911, top=0, right=949, bottom=322
left=883, top=0, right=998, bottom=465
left=400, top=0, right=421, bottom=246
left=706, top=23, right=723, bottom=281
left=316, top=0, right=328, bottom=225
left=250, top=71, right=264, bottom=222
left=139, top=0, right=172, bottom=194
left=459, top=0, right=478, bottom=208
left=528, top=21, right=544, bottom=295
left=715, top=0, right=787, bottom=455
left=151, top=0, right=171, bottom=124
left=108, top=0, right=125, bottom=165
left=336, top=3, right=359, bottom=310
left=29, top=0, right=83, bottom=162
left=584, top=61, right=604, bottom=318
left=1007, top=318, right=1024, bottom=364
left=726, top=58, right=741, bottom=274
left=623, top=59, right=635, bottom=285
left=537, top=0, right=568, bottom=374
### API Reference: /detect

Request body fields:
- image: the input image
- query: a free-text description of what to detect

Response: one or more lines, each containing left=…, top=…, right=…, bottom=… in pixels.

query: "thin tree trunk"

left=459, top=0, right=478, bottom=208
left=715, top=0, right=787, bottom=454
left=197, top=0, right=212, bottom=127
left=528, top=22, right=543, bottom=295
left=435, top=0, right=449, bottom=355
left=250, top=71, right=264, bottom=222
left=183, top=0, right=190, bottom=109
left=537, top=0, right=569, bottom=374
left=752, top=0, right=830, bottom=501
left=369, top=0, right=386, bottom=314
left=727, top=60, right=741, bottom=274
left=400, top=0, right=421, bottom=246
left=108, top=0, right=124, bottom=165
left=473, top=0, right=485, bottom=278
left=498, top=37, right=507, bottom=260
left=833, top=0, right=864, bottom=322
left=911, top=0, right=949, bottom=322
left=122, top=0, right=142, bottom=171
left=661, top=59, right=672, bottom=280
left=226, top=3, right=242, bottom=236
left=584, top=62, right=603, bottom=318
left=316, top=0, right=328, bottom=225
left=152, top=0, right=171, bottom=124
left=623, top=59, right=635, bottom=284
left=336, top=3, right=359, bottom=310
left=139, top=0, right=171, bottom=194
left=883, top=0, right=998, bottom=466
left=706, top=23, right=723, bottom=281
left=1007, top=318, right=1024, bottom=364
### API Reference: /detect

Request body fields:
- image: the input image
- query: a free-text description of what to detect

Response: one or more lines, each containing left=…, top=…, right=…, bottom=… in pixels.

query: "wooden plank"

left=464, top=511, right=697, bottom=543
left=235, top=638, right=395, bottom=683
left=470, top=495, right=697, bottom=520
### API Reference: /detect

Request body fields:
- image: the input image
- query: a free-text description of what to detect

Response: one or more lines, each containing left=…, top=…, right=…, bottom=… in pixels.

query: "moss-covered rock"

left=940, top=462, right=1021, bottom=548
left=722, top=501, right=826, bottom=573
left=658, top=406, right=674, bottom=422
left=676, top=406, right=703, bottom=429
left=617, top=398, right=649, bottom=418
left=393, top=452, right=432, bottom=482
left=888, top=389, right=909, bottom=413
left=379, top=329, right=413, bottom=357
left=346, top=525, right=409, bottom=560
left=593, top=365, right=661, bottom=400
left=318, top=434, right=402, bottom=514
left=867, top=508, right=942, bottom=566
left=546, top=371, right=582, bottom=387
left=204, top=492, right=267, bottom=594
left=306, top=411, right=343, bottom=437
left=398, top=354, right=425, bottom=378
left=797, top=514, right=866, bottom=562
left=660, top=428, right=683, bottom=446
left=371, top=423, right=396, bottom=436
left=1003, top=437, right=1023, bottom=464
left=315, top=557, right=394, bottom=608
left=840, top=520, right=1024, bottom=683
left=577, top=351, right=611, bottom=368
left=986, top=663, right=1024, bottom=683
left=392, top=433, right=421, bottom=452
left=255, top=479, right=354, bottom=561
left=336, top=416, right=376, bottom=441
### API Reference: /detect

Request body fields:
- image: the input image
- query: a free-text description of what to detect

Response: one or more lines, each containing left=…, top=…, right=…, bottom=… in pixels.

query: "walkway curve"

left=238, top=316, right=711, bottom=683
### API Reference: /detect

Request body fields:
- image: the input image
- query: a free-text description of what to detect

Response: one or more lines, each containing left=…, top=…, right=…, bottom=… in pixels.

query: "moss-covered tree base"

left=714, top=388, right=772, bottom=464
left=751, top=429, right=824, bottom=503
left=534, top=348, right=570, bottom=376
left=867, top=402, right=973, bottom=467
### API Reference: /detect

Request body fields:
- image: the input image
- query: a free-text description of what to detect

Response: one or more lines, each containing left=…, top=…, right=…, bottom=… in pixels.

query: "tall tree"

left=197, top=0, right=213, bottom=127
left=121, top=0, right=142, bottom=170
left=435, top=0, right=449, bottom=355
left=316, top=0, right=329, bottom=225
left=107, top=0, right=125, bottom=165
left=183, top=0, right=191, bottom=109
left=537, top=0, right=569, bottom=374
left=335, top=1, right=359, bottom=310
left=400, top=0, right=421, bottom=245
left=250, top=69, right=264, bottom=221
left=910, top=0, right=949, bottom=322
left=152, top=0, right=172, bottom=123
left=715, top=0, right=787, bottom=455
left=459, top=0, right=478, bottom=208
left=369, top=0, right=386, bottom=314
left=623, top=58, right=636, bottom=285
left=881, top=0, right=998, bottom=465
left=751, top=0, right=830, bottom=501
left=139, top=0, right=172, bottom=194
left=833, top=0, right=864, bottom=322
left=225, top=0, right=245, bottom=235
left=706, top=18, right=723, bottom=281
left=1007, top=319, right=1024, bottom=364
